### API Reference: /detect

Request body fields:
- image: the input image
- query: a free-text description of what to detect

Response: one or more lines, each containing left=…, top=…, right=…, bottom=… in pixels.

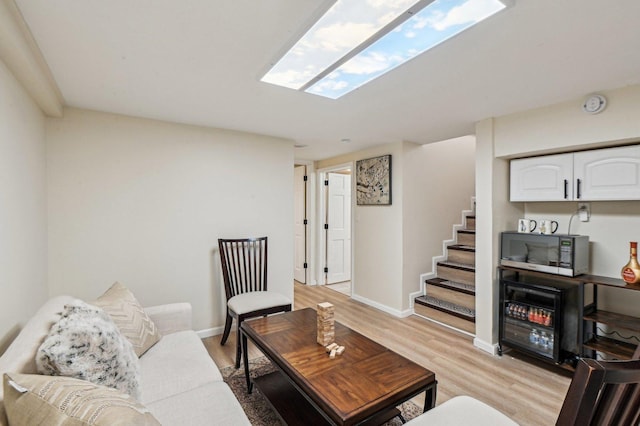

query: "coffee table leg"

left=423, top=380, right=437, bottom=412
left=241, top=331, right=253, bottom=394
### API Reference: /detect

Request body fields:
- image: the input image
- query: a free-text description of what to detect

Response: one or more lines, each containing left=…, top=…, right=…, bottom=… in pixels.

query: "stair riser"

left=414, top=203, right=476, bottom=335
left=466, top=217, right=475, bottom=231
left=414, top=304, right=475, bottom=334
left=437, top=266, right=475, bottom=286
left=427, top=285, right=475, bottom=311
left=447, top=249, right=475, bottom=266
left=457, top=232, right=475, bottom=247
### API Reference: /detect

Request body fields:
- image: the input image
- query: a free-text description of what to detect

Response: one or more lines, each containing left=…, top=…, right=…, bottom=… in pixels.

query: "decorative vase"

left=621, top=241, right=640, bottom=284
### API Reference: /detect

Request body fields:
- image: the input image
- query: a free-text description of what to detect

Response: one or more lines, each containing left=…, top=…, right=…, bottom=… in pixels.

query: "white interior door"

left=326, top=172, right=351, bottom=284
left=293, top=165, right=306, bottom=283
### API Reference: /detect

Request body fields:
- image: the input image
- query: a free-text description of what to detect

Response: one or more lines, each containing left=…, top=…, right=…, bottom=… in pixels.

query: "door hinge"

left=324, top=223, right=329, bottom=230
left=303, top=219, right=308, bottom=225
left=324, top=267, right=328, bottom=273
left=303, top=175, right=308, bottom=181
left=303, top=262, right=308, bottom=269
left=324, top=179, right=329, bottom=186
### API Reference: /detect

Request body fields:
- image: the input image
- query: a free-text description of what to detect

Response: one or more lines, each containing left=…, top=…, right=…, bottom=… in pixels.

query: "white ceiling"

left=13, top=0, right=640, bottom=160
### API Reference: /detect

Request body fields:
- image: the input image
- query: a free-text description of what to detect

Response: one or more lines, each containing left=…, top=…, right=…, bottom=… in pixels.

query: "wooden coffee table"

left=240, top=308, right=437, bottom=426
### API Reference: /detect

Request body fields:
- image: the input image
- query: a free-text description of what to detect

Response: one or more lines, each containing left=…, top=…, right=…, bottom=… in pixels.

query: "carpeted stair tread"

left=415, top=295, right=475, bottom=322
left=425, top=278, right=475, bottom=295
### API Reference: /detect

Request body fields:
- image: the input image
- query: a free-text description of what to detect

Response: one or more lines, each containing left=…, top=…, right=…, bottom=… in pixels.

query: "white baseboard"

left=196, top=326, right=224, bottom=339
left=351, top=294, right=412, bottom=318
left=473, top=337, right=499, bottom=355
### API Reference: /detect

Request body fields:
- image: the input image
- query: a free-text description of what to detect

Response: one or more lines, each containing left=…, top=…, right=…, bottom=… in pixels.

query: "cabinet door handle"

left=564, top=179, right=568, bottom=199
left=576, top=178, right=581, bottom=199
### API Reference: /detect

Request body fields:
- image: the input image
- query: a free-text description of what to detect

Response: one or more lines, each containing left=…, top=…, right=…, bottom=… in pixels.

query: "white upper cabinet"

left=510, top=153, right=573, bottom=201
left=510, top=144, right=640, bottom=202
left=574, top=145, right=640, bottom=200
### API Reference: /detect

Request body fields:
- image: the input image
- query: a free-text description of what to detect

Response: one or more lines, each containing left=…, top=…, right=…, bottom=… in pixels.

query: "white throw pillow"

left=3, top=372, right=160, bottom=426
left=35, top=299, right=141, bottom=400
left=94, top=282, right=161, bottom=357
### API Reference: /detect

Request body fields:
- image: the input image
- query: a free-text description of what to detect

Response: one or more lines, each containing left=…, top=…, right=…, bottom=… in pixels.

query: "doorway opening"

left=319, top=163, right=353, bottom=296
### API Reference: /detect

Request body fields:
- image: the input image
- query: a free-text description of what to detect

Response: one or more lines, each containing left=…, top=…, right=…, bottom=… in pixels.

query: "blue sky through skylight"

left=261, top=0, right=506, bottom=99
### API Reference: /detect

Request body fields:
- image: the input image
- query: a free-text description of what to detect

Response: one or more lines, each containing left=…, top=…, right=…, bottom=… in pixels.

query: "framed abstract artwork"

left=356, top=155, right=391, bottom=205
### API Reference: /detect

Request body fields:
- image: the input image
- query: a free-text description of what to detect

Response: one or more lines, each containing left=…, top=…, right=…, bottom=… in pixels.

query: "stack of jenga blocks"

left=317, top=302, right=345, bottom=359
left=316, top=302, right=335, bottom=345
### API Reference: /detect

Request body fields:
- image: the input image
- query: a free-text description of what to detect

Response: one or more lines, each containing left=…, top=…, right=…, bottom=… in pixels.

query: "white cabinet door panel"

left=574, top=145, right=640, bottom=200
left=510, top=153, right=573, bottom=201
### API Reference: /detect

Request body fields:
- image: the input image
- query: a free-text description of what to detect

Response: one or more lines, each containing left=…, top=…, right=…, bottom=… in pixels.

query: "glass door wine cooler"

left=499, top=269, right=580, bottom=364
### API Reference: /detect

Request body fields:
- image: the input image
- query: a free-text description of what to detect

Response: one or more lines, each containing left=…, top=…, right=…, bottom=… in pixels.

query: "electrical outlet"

left=578, top=202, right=590, bottom=222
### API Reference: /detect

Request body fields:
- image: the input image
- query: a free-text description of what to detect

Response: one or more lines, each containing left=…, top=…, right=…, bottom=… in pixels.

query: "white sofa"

left=0, top=295, right=250, bottom=425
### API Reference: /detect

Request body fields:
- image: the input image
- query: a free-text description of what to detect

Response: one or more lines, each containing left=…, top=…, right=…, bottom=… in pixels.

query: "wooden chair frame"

left=218, top=237, right=291, bottom=368
left=556, top=346, right=640, bottom=426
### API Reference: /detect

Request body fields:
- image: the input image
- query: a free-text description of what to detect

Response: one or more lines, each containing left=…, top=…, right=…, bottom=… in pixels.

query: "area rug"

left=221, top=357, right=423, bottom=425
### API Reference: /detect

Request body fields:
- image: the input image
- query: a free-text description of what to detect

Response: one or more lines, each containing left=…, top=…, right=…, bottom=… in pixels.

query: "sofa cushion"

left=0, top=296, right=75, bottom=379
left=228, top=291, right=291, bottom=315
left=146, top=381, right=250, bottom=426
left=3, top=372, right=160, bottom=426
left=144, top=303, right=192, bottom=335
left=0, top=295, right=75, bottom=424
left=403, top=396, right=518, bottom=425
left=94, top=282, right=161, bottom=357
left=140, top=330, right=222, bottom=405
left=36, top=300, right=141, bottom=400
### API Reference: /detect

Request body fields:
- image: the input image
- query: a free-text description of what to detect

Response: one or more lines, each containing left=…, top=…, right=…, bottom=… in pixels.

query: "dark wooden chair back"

left=556, top=355, right=640, bottom=426
left=218, top=237, right=268, bottom=301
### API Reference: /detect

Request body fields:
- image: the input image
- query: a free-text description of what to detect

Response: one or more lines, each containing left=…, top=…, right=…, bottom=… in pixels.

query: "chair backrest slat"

left=218, top=237, right=268, bottom=300
left=240, top=241, right=246, bottom=293
left=556, top=355, right=640, bottom=426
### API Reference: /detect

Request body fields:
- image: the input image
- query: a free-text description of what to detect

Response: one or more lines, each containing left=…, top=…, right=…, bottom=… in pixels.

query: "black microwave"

left=500, top=232, right=589, bottom=276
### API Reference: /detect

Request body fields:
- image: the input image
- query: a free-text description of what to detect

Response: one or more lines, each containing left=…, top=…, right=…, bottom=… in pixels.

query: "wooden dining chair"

left=405, top=345, right=640, bottom=426
left=556, top=347, right=640, bottom=426
left=218, top=237, right=291, bottom=368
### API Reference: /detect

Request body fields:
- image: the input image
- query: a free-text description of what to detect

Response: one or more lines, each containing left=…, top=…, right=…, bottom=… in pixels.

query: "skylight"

left=261, top=0, right=507, bottom=99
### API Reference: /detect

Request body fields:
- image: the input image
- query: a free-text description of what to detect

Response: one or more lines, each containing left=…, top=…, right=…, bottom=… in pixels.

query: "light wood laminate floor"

left=203, top=282, right=572, bottom=426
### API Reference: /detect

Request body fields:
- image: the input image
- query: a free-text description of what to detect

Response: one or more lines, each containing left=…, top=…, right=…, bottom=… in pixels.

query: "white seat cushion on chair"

left=404, top=396, right=519, bottom=426
left=228, top=291, right=291, bottom=315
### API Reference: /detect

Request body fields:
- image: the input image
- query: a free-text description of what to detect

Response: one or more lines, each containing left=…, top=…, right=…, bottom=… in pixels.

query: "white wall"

left=356, top=144, right=405, bottom=310
left=46, top=108, right=294, bottom=332
left=474, top=119, right=522, bottom=353
left=0, top=59, right=48, bottom=354
left=475, top=84, right=640, bottom=353
left=494, top=85, right=640, bottom=158
left=403, top=137, right=476, bottom=310
left=318, top=143, right=404, bottom=312
left=525, top=201, right=640, bottom=316
left=316, top=138, right=476, bottom=315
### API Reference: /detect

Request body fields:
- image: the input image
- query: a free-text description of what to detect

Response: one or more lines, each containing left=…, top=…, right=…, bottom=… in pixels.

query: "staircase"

left=414, top=212, right=476, bottom=335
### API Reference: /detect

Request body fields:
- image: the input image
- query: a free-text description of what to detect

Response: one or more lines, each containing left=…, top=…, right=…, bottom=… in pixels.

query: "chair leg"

left=220, top=312, right=233, bottom=346
left=235, top=319, right=242, bottom=369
